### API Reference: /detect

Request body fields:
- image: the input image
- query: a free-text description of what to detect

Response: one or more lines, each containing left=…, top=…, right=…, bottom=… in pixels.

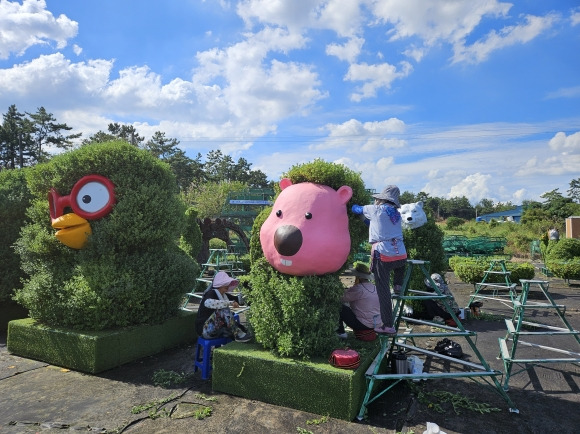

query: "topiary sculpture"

left=13, top=141, right=199, bottom=330
left=246, top=159, right=367, bottom=357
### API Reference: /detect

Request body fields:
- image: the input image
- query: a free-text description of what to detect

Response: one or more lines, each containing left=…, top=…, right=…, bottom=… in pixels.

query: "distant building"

left=476, top=205, right=523, bottom=223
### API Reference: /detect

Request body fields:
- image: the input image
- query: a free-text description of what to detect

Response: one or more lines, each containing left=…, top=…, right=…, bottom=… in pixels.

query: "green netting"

left=443, top=235, right=506, bottom=256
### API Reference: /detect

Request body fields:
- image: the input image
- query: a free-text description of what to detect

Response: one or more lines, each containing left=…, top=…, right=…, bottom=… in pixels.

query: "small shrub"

left=546, top=260, right=580, bottom=281
left=545, top=238, right=580, bottom=280
left=446, top=217, right=465, bottom=230
left=451, top=257, right=534, bottom=285
left=209, top=237, right=227, bottom=250
left=179, top=207, right=202, bottom=259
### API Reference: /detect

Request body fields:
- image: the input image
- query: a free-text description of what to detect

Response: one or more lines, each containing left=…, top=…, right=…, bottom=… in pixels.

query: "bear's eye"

left=276, top=210, right=282, bottom=217
left=305, top=212, right=312, bottom=219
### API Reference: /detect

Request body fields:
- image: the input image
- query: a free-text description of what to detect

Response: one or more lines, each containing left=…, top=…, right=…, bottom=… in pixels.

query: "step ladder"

left=182, top=249, right=237, bottom=310
left=468, top=260, right=518, bottom=309
left=357, top=259, right=518, bottom=420
left=498, top=279, right=580, bottom=390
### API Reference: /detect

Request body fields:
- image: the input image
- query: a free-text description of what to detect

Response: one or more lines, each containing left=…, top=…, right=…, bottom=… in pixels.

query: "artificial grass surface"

left=7, top=311, right=196, bottom=373
left=212, top=339, right=381, bottom=421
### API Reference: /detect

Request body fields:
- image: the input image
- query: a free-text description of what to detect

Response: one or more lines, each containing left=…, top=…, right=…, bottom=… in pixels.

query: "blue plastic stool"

left=194, top=336, right=233, bottom=380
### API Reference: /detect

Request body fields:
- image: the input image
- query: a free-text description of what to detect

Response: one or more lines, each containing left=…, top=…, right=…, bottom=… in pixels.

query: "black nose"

left=274, top=225, right=303, bottom=256
left=406, top=217, right=412, bottom=221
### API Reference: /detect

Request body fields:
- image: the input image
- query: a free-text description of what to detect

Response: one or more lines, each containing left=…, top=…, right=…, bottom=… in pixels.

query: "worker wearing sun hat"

left=337, top=263, right=379, bottom=341
left=423, top=273, right=461, bottom=327
left=195, top=271, right=251, bottom=342
left=350, top=185, right=407, bottom=335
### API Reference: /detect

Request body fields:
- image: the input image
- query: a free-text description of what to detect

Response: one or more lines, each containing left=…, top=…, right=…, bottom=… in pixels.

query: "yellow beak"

left=51, top=213, right=92, bottom=249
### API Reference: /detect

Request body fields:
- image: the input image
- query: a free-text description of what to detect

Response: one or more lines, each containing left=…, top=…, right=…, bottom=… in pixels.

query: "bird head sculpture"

left=48, top=174, right=116, bottom=249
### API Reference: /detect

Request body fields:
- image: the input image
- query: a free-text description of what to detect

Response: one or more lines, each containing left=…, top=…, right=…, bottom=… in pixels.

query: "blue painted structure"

left=476, top=205, right=523, bottom=223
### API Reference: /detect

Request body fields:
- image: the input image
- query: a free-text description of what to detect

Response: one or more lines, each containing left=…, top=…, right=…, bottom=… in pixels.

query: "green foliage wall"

left=449, top=257, right=535, bottom=285
left=178, top=206, right=202, bottom=260
left=0, top=169, right=33, bottom=302
left=13, top=141, right=198, bottom=330
left=403, top=217, right=447, bottom=289
left=246, top=160, right=367, bottom=357
left=545, top=238, right=580, bottom=281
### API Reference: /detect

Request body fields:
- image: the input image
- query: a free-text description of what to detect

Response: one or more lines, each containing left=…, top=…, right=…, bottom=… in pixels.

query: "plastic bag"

left=434, top=338, right=463, bottom=358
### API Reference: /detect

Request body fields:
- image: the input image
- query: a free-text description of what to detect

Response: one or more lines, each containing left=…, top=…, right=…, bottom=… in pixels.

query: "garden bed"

left=6, top=311, right=196, bottom=374
left=212, top=341, right=381, bottom=421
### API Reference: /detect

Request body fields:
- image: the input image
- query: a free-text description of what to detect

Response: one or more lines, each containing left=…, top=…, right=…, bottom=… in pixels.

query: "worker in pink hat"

left=194, top=271, right=251, bottom=342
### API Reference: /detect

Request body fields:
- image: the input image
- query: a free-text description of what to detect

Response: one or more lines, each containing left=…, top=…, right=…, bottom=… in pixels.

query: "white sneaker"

left=235, top=332, right=251, bottom=343
left=337, top=332, right=348, bottom=339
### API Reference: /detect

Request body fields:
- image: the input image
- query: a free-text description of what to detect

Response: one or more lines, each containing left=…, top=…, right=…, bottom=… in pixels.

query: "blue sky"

left=1, top=0, right=579, bottom=204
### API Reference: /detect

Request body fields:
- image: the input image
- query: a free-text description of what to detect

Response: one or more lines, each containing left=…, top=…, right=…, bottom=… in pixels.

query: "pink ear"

left=280, top=178, right=293, bottom=190
left=337, top=185, right=353, bottom=204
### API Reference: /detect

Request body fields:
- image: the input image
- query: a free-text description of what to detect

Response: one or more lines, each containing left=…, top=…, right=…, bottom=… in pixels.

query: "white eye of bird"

left=75, top=181, right=112, bottom=214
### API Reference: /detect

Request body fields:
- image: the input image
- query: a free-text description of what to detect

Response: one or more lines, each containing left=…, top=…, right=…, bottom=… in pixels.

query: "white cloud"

left=369, top=0, right=511, bottom=46
left=236, top=0, right=363, bottom=37
left=402, top=45, right=425, bottom=62
left=571, top=10, right=580, bottom=26
left=549, top=131, right=580, bottom=153
left=0, top=53, right=112, bottom=106
left=345, top=61, right=413, bottom=101
left=0, top=0, right=78, bottom=59
left=326, top=37, right=364, bottom=62
left=452, top=14, right=559, bottom=64
left=311, top=118, right=406, bottom=150
left=512, top=188, right=527, bottom=203
left=448, top=173, right=491, bottom=202
left=514, top=131, right=580, bottom=177
left=545, top=85, right=580, bottom=99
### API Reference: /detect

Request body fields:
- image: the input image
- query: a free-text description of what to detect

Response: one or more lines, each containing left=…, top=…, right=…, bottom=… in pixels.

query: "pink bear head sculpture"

left=259, top=178, right=353, bottom=276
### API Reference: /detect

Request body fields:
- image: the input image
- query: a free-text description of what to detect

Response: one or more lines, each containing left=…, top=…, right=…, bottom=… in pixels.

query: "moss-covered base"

left=7, top=311, right=196, bottom=374
left=212, top=342, right=380, bottom=421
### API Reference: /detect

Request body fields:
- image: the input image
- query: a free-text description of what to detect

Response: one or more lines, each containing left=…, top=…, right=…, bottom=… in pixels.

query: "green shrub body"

left=246, top=258, right=343, bottom=357
left=0, top=169, right=33, bottom=302
left=450, top=257, right=535, bottom=285
left=13, top=141, right=198, bottom=330
left=404, top=218, right=446, bottom=287
left=545, top=238, right=580, bottom=280
left=178, top=207, right=202, bottom=259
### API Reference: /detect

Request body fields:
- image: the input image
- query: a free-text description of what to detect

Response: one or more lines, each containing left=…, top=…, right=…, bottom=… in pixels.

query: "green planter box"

left=7, top=311, right=196, bottom=374
left=212, top=342, right=380, bottom=421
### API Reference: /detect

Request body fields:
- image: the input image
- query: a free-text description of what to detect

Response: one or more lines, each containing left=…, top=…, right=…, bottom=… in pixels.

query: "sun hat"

left=372, top=185, right=401, bottom=208
left=345, top=263, right=372, bottom=280
left=424, top=273, right=444, bottom=289
left=212, top=271, right=239, bottom=290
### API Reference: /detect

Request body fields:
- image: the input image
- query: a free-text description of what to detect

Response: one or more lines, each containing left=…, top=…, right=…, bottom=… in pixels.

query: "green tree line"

left=2, top=104, right=578, bottom=224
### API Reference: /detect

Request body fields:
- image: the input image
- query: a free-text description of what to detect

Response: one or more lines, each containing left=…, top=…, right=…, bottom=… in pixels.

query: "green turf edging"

left=7, top=311, right=196, bottom=373
left=212, top=341, right=380, bottom=421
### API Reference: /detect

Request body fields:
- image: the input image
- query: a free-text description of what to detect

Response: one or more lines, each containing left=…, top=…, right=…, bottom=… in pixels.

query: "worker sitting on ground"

left=422, top=273, right=461, bottom=327
left=337, top=263, right=379, bottom=341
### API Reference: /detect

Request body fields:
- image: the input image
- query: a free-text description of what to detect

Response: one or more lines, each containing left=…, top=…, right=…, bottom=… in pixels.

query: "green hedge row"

left=544, top=239, right=580, bottom=281
left=449, top=256, right=535, bottom=285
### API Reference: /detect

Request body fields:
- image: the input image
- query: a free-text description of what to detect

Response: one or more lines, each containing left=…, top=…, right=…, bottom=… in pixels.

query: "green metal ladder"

left=182, top=249, right=236, bottom=310
left=498, top=279, right=580, bottom=390
left=357, top=259, right=518, bottom=420
left=468, top=259, right=518, bottom=309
